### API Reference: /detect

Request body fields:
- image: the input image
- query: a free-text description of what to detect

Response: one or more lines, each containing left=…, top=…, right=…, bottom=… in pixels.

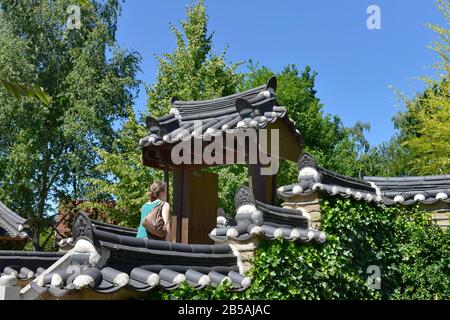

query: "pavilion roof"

left=139, top=76, right=301, bottom=148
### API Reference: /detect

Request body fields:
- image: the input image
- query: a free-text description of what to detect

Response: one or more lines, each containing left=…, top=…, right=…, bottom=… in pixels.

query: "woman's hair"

left=148, top=181, right=167, bottom=201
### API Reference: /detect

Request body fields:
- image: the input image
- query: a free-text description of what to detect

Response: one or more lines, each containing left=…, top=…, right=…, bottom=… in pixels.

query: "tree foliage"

left=401, top=78, right=450, bottom=174
left=358, top=137, right=412, bottom=177
left=0, top=72, right=51, bottom=106
left=146, top=0, right=242, bottom=117
left=374, top=0, right=450, bottom=176
left=90, top=0, right=375, bottom=218
left=0, top=0, right=140, bottom=249
left=88, top=108, right=157, bottom=226
left=242, top=63, right=371, bottom=180
left=90, top=0, right=245, bottom=221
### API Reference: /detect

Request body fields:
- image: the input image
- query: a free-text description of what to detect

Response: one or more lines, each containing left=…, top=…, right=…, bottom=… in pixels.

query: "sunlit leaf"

left=0, top=78, right=51, bottom=106
left=76, top=0, right=91, bottom=7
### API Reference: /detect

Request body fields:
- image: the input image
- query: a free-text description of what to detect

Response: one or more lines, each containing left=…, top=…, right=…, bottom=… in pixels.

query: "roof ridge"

left=171, top=77, right=276, bottom=106
left=364, top=174, right=450, bottom=181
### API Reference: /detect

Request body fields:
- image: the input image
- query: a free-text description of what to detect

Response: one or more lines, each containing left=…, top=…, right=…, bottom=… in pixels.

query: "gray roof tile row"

left=277, top=153, right=381, bottom=203
left=139, top=77, right=301, bottom=147
left=0, top=201, right=30, bottom=239
left=364, top=175, right=450, bottom=205
left=278, top=153, right=450, bottom=207
left=210, top=186, right=326, bottom=244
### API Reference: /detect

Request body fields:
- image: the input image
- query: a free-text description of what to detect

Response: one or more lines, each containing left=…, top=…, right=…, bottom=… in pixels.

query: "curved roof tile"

left=364, top=175, right=450, bottom=206
left=139, top=77, right=301, bottom=148
left=277, top=153, right=381, bottom=204
left=210, top=186, right=326, bottom=244
left=0, top=201, right=31, bottom=239
left=0, top=212, right=251, bottom=299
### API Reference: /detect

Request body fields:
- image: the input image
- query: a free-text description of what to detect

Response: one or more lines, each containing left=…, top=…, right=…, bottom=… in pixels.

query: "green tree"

left=0, top=0, right=90, bottom=105
left=0, top=73, right=51, bottom=106
left=0, top=0, right=140, bottom=250
left=242, top=63, right=370, bottom=182
left=398, top=79, right=450, bottom=174
left=358, top=137, right=411, bottom=176
left=147, top=0, right=242, bottom=117
left=87, top=108, right=155, bottom=227
left=379, top=0, right=450, bottom=176
left=90, top=0, right=244, bottom=221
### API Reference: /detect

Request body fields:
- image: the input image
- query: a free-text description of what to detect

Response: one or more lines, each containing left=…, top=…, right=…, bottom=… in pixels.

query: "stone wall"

left=226, top=239, right=259, bottom=275
left=281, top=192, right=322, bottom=229
left=417, top=202, right=450, bottom=228
left=432, top=210, right=450, bottom=227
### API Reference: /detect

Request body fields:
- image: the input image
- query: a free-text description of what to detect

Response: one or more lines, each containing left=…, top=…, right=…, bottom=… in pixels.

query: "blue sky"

left=115, top=0, right=445, bottom=146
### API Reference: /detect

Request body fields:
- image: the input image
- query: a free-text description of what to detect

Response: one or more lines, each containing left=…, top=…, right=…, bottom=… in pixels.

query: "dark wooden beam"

left=248, top=163, right=277, bottom=205
left=172, top=167, right=184, bottom=242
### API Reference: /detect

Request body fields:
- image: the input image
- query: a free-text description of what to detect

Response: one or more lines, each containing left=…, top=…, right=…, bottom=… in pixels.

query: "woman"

left=136, top=181, right=171, bottom=241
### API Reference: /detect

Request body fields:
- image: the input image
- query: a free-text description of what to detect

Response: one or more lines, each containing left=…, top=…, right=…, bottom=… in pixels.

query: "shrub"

left=156, top=197, right=449, bottom=300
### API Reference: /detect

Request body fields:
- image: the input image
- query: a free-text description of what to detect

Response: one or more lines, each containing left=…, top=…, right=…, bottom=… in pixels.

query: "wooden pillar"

left=172, top=168, right=218, bottom=244
left=181, top=168, right=191, bottom=244
left=188, top=170, right=217, bottom=244
left=248, top=164, right=277, bottom=205
left=172, top=167, right=184, bottom=242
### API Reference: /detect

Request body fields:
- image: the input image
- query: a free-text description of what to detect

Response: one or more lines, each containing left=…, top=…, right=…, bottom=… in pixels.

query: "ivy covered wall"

left=146, top=197, right=449, bottom=300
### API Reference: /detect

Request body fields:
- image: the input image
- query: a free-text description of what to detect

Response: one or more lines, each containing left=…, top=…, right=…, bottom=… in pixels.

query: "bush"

left=155, top=197, right=449, bottom=300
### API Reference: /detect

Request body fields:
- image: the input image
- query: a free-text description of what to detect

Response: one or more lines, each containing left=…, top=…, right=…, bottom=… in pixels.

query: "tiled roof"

left=139, top=77, right=301, bottom=147
left=277, top=153, right=450, bottom=208
left=0, top=251, right=65, bottom=281
left=0, top=201, right=31, bottom=239
left=210, top=186, right=326, bottom=244
left=277, top=153, right=381, bottom=203
left=0, top=213, right=250, bottom=299
left=364, top=175, right=450, bottom=206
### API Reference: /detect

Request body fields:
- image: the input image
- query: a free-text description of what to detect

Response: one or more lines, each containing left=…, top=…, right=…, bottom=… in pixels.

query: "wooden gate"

left=172, top=168, right=218, bottom=244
